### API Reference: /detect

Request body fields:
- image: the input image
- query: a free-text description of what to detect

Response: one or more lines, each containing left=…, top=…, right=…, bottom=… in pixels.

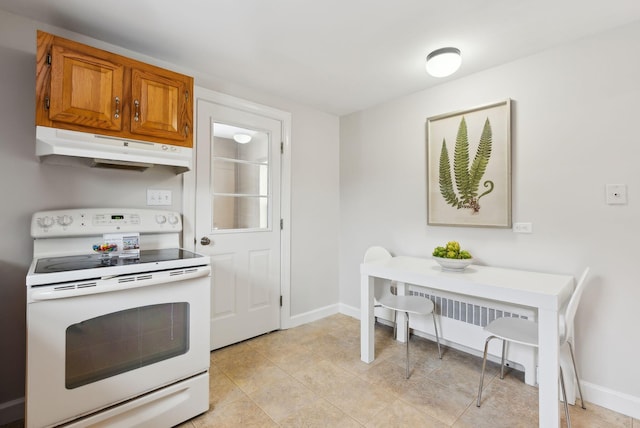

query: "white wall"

left=340, top=21, right=640, bottom=418
left=0, top=9, right=340, bottom=423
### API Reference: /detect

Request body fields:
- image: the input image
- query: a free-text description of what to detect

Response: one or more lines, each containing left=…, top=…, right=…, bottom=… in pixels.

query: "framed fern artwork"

left=426, top=99, right=512, bottom=227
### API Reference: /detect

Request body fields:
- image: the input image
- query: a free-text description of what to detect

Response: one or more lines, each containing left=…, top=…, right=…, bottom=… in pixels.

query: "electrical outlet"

left=147, top=189, right=172, bottom=206
left=513, top=222, right=533, bottom=233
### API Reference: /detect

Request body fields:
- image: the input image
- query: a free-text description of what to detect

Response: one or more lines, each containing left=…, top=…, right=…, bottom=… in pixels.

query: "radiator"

left=409, top=288, right=532, bottom=326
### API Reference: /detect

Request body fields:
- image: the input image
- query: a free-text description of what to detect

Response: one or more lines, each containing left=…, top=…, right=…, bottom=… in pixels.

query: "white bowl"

left=433, top=256, right=473, bottom=271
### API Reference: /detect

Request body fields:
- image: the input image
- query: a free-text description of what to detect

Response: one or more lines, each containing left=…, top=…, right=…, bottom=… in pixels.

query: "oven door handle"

left=29, top=265, right=211, bottom=301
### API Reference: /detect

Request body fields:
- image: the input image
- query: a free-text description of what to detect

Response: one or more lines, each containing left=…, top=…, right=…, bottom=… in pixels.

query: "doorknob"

left=200, top=237, right=212, bottom=246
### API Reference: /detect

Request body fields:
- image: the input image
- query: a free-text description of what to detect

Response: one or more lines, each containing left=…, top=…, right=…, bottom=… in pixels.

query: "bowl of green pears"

left=432, top=241, right=473, bottom=271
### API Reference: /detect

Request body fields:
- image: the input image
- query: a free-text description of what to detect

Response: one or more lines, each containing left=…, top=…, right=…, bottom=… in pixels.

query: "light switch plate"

left=606, top=184, right=627, bottom=205
left=513, top=222, right=533, bottom=233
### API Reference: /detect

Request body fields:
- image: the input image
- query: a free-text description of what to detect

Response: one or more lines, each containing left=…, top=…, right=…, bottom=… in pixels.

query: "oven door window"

left=65, top=303, right=189, bottom=389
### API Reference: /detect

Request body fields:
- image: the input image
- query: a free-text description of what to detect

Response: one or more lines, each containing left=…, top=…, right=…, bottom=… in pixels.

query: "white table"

left=360, top=256, right=574, bottom=428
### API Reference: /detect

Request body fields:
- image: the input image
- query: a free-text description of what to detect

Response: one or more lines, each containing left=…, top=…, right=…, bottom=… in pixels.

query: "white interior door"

left=196, top=99, right=282, bottom=350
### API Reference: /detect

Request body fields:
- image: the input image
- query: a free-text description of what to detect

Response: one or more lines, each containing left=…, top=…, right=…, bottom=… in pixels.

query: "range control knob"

left=57, top=215, right=73, bottom=226
left=168, top=215, right=179, bottom=225
left=37, top=216, right=55, bottom=228
left=155, top=214, right=167, bottom=224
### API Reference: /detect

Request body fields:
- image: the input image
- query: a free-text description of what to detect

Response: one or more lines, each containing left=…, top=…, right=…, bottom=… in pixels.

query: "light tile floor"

left=178, top=314, right=639, bottom=428
left=4, top=314, right=637, bottom=428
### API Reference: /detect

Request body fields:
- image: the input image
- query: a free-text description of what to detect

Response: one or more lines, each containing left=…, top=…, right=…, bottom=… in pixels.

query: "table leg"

left=360, top=273, right=375, bottom=363
left=538, top=307, right=561, bottom=427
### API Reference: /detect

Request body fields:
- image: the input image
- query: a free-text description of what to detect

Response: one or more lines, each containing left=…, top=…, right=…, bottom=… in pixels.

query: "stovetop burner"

left=35, top=248, right=203, bottom=274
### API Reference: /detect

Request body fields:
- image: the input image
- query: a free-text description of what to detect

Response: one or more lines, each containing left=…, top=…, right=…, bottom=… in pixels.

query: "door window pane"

left=212, top=122, right=270, bottom=231
left=213, top=195, right=268, bottom=230
left=65, top=303, right=189, bottom=389
left=213, top=160, right=267, bottom=196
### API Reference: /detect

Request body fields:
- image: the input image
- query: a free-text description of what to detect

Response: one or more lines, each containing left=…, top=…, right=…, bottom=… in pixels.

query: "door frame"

left=183, top=86, right=293, bottom=329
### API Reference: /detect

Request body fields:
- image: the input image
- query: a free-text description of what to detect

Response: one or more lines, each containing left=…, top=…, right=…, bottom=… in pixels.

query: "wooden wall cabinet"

left=36, top=31, right=193, bottom=148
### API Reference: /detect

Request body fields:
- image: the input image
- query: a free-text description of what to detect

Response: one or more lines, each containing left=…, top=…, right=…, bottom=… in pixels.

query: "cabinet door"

left=49, top=45, right=124, bottom=131
left=130, top=68, right=191, bottom=144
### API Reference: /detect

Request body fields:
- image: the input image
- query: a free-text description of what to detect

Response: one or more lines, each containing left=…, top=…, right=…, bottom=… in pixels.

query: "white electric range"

left=26, top=208, right=211, bottom=428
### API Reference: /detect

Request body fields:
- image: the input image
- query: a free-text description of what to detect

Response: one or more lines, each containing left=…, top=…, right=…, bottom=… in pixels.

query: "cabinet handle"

left=133, top=100, right=140, bottom=122
left=114, top=97, right=120, bottom=119
left=184, top=124, right=189, bottom=137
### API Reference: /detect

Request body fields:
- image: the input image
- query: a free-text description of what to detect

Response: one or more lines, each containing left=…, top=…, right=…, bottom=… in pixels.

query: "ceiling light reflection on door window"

left=233, top=133, right=252, bottom=144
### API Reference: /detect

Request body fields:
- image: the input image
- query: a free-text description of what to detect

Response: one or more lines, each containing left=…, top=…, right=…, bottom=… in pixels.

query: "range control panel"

left=31, top=208, right=182, bottom=238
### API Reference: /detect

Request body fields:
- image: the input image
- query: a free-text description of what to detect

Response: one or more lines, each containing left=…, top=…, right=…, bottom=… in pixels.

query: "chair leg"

left=567, top=341, right=586, bottom=410
left=477, top=335, right=496, bottom=407
left=393, top=310, right=398, bottom=340
left=499, top=338, right=506, bottom=379
left=560, top=366, right=572, bottom=428
left=405, top=312, right=410, bottom=379
left=432, top=313, right=442, bottom=359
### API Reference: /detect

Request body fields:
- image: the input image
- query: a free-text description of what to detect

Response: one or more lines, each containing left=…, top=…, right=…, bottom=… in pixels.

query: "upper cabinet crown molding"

left=36, top=30, right=193, bottom=148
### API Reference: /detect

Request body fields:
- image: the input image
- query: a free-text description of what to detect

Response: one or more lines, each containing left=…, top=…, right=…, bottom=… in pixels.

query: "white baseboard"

left=338, top=302, right=360, bottom=319
left=287, top=303, right=341, bottom=328
left=581, top=380, right=640, bottom=420
left=0, top=397, right=24, bottom=425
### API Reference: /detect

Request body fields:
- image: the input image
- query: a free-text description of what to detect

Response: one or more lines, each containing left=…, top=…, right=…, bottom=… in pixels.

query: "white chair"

left=364, top=246, right=442, bottom=379
left=476, top=267, right=590, bottom=427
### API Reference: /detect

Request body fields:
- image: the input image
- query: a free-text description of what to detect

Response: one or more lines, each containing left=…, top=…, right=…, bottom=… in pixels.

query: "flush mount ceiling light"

left=233, top=133, right=252, bottom=144
left=426, top=47, right=462, bottom=78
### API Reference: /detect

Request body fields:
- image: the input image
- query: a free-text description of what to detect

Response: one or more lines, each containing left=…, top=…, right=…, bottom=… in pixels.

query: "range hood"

left=36, top=126, right=192, bottom=173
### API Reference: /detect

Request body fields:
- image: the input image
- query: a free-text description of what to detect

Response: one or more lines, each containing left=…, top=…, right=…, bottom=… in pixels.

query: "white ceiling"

left=3, top=0, right=640, bottom=116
